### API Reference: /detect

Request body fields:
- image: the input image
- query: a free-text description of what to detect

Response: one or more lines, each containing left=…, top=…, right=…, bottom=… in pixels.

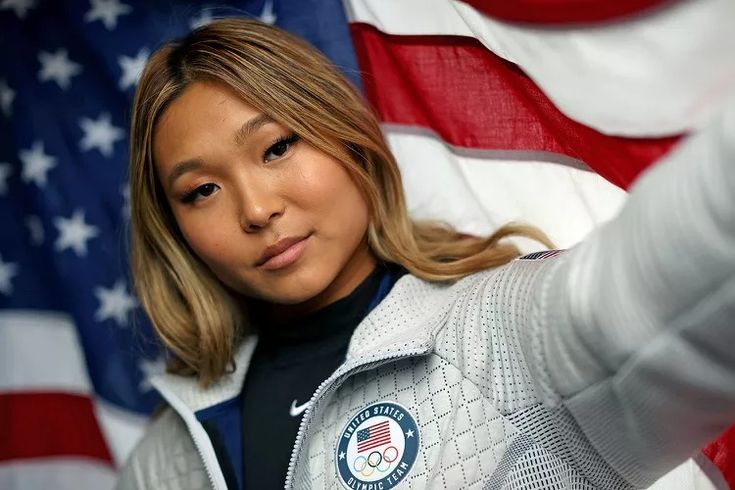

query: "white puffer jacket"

left=117, top=98, right=735, bottom=490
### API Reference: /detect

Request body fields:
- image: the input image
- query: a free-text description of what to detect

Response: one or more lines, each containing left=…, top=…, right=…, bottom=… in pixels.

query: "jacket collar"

left=150, top=335, right=257, bottom=413
left=150, top=272, right=466, bottom=413
left=345, top=273, right=457, bottom=359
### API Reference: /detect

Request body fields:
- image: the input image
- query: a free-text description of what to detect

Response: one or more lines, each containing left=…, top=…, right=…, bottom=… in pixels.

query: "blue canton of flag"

left=0, top=0, right=360, bottom=485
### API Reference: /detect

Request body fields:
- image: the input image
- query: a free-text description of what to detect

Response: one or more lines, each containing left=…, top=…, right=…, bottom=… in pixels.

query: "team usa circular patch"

left=336, top=401, right=419, bottom=489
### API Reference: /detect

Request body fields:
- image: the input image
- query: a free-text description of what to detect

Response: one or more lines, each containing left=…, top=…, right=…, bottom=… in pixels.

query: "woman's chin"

left=244, top=280, right=329, bottom=308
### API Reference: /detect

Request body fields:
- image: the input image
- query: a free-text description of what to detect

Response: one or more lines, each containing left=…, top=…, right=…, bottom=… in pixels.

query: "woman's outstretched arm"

left=528, top=95, right=735, bottom=487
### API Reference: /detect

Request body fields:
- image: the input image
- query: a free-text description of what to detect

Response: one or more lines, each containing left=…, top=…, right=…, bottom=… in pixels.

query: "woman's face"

left=153, top=81, right=376, bottom=317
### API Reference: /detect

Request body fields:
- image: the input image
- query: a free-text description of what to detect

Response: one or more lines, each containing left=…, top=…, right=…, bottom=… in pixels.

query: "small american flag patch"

left=517, top=250, right=565, bottom=261
left=357, top=420, right=391, bottom=453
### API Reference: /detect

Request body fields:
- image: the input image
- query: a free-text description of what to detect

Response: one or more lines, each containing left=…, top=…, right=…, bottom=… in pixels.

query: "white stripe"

left=649, top=457, right=721, bottom=490
left=0, top=310, right=91, bottom=394
left=0, top=458, right=116, bottom=490
left=694, top=452, right=731, bottom=490
left=346, top=0, right=735, bottom=136
left=385, top=128, right=626, bottom=251
left=344, top=0, right=475, bottom=36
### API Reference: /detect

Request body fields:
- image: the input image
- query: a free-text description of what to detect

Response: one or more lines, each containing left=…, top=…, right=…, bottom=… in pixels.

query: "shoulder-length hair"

left=129, top=17, right=552, bottom=385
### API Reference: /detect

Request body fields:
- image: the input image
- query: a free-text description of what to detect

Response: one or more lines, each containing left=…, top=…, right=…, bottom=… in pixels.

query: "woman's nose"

left=237, top=182, right=284, bottom=232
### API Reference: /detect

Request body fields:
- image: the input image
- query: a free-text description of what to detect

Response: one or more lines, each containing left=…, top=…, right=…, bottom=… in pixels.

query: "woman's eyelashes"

left=264, top=133, right=299, bottom=162
left=180, top=182, right=220, bottom=204
left=177, top=133, right=300, bottom=205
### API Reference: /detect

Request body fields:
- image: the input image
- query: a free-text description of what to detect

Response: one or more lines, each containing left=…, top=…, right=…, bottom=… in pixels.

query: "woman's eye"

left=181, top=183, right=220, bottom=204
left=264, top=133, right=300, bottom=162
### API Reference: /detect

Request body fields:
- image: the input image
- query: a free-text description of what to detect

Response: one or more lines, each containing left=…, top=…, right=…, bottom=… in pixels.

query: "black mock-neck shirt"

left=239, top=262, right=406, bottom=489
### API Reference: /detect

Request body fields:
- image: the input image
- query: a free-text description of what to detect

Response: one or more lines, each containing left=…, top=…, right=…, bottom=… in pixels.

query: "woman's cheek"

left=302, top=170, right=347, bottom=214
left=178, top=217, right=222, bottom=261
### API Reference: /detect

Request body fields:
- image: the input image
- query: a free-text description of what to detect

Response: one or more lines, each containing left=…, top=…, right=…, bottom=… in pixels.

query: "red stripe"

left=350, top=23, right=680, bottom=190
left=368, top=421, right=389, bottom=432
left=0, top=392, right=113, bottom=465
left=359, top=436, right=392, bottom=452
left=360, top=429, right=390, bottom=442
left=459, top=0, right=675, bottom=25
left=359, top=432, right=390, bottom=445
left=370, top=426, right=390, bottom=434
left=703, top=426, right=735, bottom=489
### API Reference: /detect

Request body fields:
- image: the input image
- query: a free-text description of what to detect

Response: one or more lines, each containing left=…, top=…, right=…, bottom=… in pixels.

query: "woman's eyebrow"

left=167, top=158, right=204, bottom=189
left=234, top=113, right=275, bottom=147
left=166, top=114, right=277, bottom=189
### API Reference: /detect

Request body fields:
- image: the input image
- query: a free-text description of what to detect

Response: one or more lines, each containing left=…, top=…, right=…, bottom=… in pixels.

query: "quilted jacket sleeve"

left=527, top=96, right=735, bottom=487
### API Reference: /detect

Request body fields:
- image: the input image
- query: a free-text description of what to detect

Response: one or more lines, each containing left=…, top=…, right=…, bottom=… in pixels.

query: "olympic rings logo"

left=352, top=446, right=399, bottom=477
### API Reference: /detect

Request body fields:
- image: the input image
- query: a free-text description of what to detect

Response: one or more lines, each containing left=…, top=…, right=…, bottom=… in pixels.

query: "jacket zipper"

left=283, top=343, right=432, bottom=490
left=188, top=425, right=220, bottom=490
left=155, top=349, right=429, bottom=490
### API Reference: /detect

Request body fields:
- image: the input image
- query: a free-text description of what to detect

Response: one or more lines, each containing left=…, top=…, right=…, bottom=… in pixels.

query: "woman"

left=118, top=17, right=735, bottom=490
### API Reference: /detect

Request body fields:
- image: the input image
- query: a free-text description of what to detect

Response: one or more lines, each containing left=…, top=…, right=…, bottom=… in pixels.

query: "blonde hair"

left=129, top=17, right=552, bottom=386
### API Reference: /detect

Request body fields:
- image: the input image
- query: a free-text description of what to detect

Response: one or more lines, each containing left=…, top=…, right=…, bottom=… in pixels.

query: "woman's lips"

left=257, top=235, right=310, bottom=270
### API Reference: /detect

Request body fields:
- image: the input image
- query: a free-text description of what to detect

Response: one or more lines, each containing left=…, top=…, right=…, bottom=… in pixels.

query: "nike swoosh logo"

left=289, top=399, right=311, bottom=417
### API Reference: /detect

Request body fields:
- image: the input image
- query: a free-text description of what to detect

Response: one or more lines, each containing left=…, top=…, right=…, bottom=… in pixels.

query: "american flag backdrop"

left=0, top=0, right=734, bottom=489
